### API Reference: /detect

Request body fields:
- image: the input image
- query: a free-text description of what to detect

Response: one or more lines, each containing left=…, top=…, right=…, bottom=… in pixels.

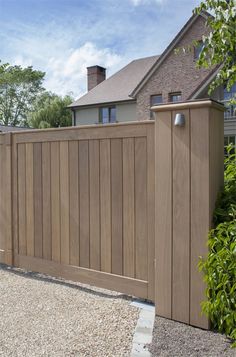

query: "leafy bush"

left=199, top=146, right=236, bottom=347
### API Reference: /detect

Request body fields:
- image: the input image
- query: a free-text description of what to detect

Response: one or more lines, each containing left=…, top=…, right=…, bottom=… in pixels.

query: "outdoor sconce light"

left=174, top=113, right=185, bottom=127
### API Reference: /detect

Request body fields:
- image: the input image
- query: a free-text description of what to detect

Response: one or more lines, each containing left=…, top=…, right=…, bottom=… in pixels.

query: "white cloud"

left=44, top=42, right=122, bottom=97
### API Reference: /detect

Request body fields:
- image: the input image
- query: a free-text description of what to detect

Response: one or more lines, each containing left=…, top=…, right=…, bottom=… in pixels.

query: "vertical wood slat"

left=12, top=136, right=19, bottom=258
left=0, top=141, right=4, bottom=261
left=111, top=139, right=123, bottom=275
left=190, top=108, right=210, bottom=329
left=60, top=141, right=70, bottom=264
left=100, top=139, right=111, bottom=273
left=79, top=140, right=90, bottom=268
left=42, top=142, right=51, bottom=260
left=155, top=111, right=172, bottom=319
left=135, top=137, right=147, bottom=281
left=123, top=138, right=135, bottom=278
left=33, top=143, right=43, bottom=258
left=172, top=109, right=190, bottom=324
left=147, top=126, right=155, bottom=301
left=69, top=141, right=79, bottom=266
left=18, top=144, right=26, bottom=255
left=89, top=140, right=100, bottom=271
left=25, top=143, right=34, bottom=257
left=4, top=134, right=13, bottom=265
left=51, top=142, right=60, bottom=262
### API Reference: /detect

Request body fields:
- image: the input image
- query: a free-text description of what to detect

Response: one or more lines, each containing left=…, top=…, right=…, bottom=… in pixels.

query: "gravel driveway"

left=0, top=265, right=139, bottom=357
left=148, top=316, right=235, bottom=357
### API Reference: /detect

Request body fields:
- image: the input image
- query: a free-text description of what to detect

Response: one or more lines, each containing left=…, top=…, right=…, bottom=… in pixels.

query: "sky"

left=0, top=0, right=201, bottom=99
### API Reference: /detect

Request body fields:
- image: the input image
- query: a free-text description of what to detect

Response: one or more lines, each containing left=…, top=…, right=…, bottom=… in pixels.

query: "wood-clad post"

left=4, top=133, right=13, bottom=265
left=153, top=100, right=224, bottom=329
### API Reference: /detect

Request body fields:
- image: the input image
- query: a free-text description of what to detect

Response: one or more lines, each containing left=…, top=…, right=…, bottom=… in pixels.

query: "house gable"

left=136, top=15, right=214, bottom=120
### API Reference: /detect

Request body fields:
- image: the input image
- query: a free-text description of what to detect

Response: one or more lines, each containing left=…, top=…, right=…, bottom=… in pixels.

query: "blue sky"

left=0, top=0, right=200, bottom=98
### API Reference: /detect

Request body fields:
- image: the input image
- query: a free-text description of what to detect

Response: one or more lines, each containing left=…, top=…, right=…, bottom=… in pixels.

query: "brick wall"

left=136, top=16, right=213, bottom=120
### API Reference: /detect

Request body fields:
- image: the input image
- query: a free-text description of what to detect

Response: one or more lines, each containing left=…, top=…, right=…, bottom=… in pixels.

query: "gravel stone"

left=0, top=265, right=139, bottom=357
left=148, top=316, right=235, bottom=357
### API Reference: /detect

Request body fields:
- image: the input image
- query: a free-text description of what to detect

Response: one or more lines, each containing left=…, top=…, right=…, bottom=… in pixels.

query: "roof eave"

left=67, top=98, right=136, bottom=110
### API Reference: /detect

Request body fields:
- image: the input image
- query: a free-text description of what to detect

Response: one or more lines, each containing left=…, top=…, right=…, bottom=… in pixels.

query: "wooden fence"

left=0, top=100, right=224, bottom=330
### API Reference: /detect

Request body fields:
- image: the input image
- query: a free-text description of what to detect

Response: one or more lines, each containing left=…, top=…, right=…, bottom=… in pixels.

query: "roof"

left=0, top=125, right=30, bottom=132
left=68, top=55, right=159, bottom=108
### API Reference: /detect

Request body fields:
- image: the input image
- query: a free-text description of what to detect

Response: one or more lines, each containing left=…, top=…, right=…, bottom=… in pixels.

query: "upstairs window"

left=151, top=94, right=163, bottom=106
left=169, top=92, right=182, bottom=102
left=222, top=83, right=236, bottom=120
left=194, top=41, right=204, bottom=60
left=150, top=95, right=163, bottom=118
left=99, top=106, right=116, bottom=124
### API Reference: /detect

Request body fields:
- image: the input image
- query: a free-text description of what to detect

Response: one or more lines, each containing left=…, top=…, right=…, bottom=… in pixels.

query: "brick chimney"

left=87, top=65, right=106, bottom=91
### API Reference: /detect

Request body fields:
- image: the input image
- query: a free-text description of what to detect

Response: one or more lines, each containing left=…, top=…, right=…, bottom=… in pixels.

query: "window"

left=151, top=95, right=163, bottom=106
left=222, top=83, right=236, bottom=120
left=99, top=106, right=116, bottom=124
left=194, top=41, right=204, bottom=60
left=150, top=95, right=162, bottom=118
left=224, top=135, right=236, bottom=156
left=169, top=92, right=182, bottom=102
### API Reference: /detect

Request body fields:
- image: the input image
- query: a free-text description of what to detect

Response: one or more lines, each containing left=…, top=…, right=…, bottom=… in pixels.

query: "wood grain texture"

left=111, top=139, right=123, bottom=275
left=51, top=142, right=60, bottom=262
left=33, top=143, right=43, bottom=258
left=190, top=108, right=210, bottom=329
left=135, top=137, right=148, bottom=281
left=155, top=111, right=172, bottom=319
left=17, top=254, right=148, bottom=299
left=147, top=126, right=155, bottom=301
left=18, top=144, right=26, bottom=255
left=0, top=143, right=4, bottom=259
left=172, top=109, right=190, bottom=324
left=89, top=140, right=100, bottom=271
left=79, top=140, right=90, bottom=268
left=25, top=143, right=34, bottom=257
left=42, top=142, right=51, bottom=260
left=69, top=141, right=79, bottom=266
left=4, top=134, right=13, bottom=265
left=123, top=138, right=135, bottom=278
left=60, top=141, right=70, bottom=264
left=100, top=139, right=111, bottom=273
left=14, top=123, right=149, bottom=144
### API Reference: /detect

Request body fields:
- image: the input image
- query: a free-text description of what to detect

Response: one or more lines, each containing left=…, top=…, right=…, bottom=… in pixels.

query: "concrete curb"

left=130, top=301, right=155, bottom=357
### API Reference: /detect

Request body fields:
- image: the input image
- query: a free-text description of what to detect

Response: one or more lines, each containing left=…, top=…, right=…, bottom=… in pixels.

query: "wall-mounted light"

left=174, top=113, right=185, bottom=127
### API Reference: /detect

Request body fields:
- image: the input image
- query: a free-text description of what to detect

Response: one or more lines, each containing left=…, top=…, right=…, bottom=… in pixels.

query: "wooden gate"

left=2, top=122, right=155, bottom=301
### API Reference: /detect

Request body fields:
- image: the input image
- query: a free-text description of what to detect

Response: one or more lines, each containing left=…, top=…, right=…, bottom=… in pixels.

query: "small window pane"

left=194, top=41, right=204, bottom=60
left=151, top=95, right=162, bottom=106
left=110, top=107, right=116, bottom=123
left=224, top=136, right=229, bottom=146
left=229, top=136, right=235, bottom=145
left=101, top=108, right=109, bottom=123
left=170, top=93, right=182, bottom=102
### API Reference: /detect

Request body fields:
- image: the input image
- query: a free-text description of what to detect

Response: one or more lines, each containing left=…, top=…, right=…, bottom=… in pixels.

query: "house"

left=68, top=11, right=236, bottom=148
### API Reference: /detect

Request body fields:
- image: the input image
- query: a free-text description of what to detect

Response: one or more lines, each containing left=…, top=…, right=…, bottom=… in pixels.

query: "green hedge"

left=199, top=146, right=236, bottom=347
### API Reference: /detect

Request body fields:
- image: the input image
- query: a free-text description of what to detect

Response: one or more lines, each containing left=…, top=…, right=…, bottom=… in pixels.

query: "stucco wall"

left=136, top=16, right=213, bottom=120
left=75, top=102, right=137, bottom=125
left=76, top=107, right=99, bottom=125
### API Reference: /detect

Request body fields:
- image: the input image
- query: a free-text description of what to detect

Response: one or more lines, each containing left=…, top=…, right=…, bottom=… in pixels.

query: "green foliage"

left=0, top=61, right=45, bottom=126
left=194, top=0, right=236, bottom=94
left=28, top=92, right=73, bottom=128
left=199, top=147, right=236, bottom=347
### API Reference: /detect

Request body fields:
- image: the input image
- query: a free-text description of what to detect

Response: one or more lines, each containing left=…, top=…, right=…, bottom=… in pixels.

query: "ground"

left=148, top=316, right=235, bottom=357
left=0, top=265, right=138, bottom=357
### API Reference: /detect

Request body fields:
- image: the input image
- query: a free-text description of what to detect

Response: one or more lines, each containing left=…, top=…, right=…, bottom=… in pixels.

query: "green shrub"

left=199, top=146, right=236, bottom=347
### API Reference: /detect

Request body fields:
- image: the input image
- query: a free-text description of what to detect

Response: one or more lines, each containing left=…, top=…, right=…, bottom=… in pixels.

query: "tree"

left=0, top=62, right=45, bottom=126
left=28, top=92, right=73, bottom=128
left=194, top=0, right=236, bottom=94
